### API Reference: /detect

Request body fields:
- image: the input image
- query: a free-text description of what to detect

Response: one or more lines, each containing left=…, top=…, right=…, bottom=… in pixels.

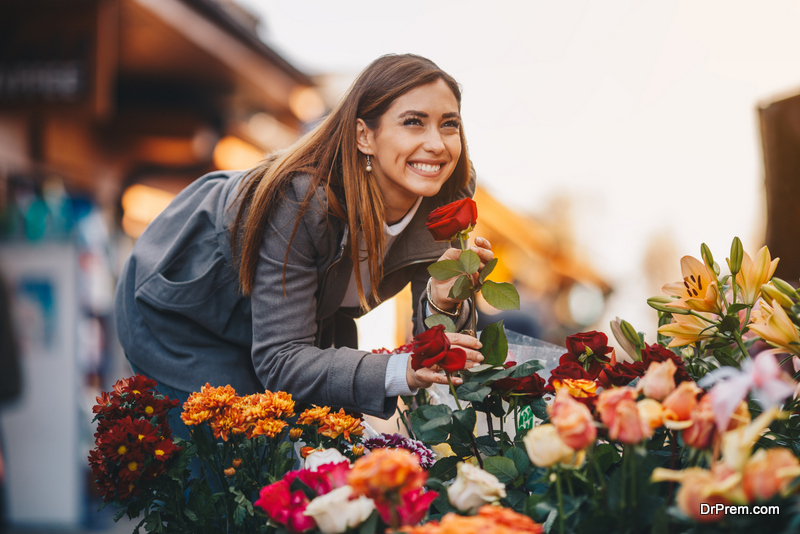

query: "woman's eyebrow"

left=398, top=110, right=461, bottom=119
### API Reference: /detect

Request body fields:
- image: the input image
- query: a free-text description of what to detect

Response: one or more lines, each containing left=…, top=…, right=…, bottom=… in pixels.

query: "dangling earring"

left=365, top=154, right=372, bottom=173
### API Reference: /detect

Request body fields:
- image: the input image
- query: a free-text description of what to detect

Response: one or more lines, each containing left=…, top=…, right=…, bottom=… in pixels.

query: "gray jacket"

left=114, top=169, right=474, bottom=418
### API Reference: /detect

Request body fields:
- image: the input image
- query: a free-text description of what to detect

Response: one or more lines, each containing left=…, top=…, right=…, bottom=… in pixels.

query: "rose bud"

left=637, top=398, right=664, bottom=431
left=232, top=458, right=242, bottom=468
left=548, top=389, right=596, bottom=451
left=523, top=424, right=578, bottom=468
left=637, top=360, right=677, bottom=401
left=662, top=381, right=702, bottom=430
left=426, top=198, right=478, bottom=242
left=447, top=462, right=507, bottom=514
left=681, top=394, right=716, bottom=449
left=410, top=325, right=450, bottom=370
left=224, top=467, right=236, bottom=477
left=742, top=447, right=800, bottom=502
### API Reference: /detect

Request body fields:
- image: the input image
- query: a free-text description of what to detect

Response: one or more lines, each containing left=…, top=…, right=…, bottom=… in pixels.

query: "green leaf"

left=358, top=510, right=380, bottom=534
left=481, top=280, right=520, bottom=310
left=428, top=456, right=461, bottom=482
left=448, top=274, right=472, bottom=300
left=456, top=381, right=492, bottom=402
left=425, top=314, right=457, bottom=332
left=504, top=447, right=531, bottom=477
left=727, top=303, right=749, bottom=315
left=479, top=257, right=498, bottom=285
left=459, top=249, right=481, bottom=274
left=451, top=409, right=477, bottom=444
left=428, top=260, right=467, bottom=281
left=479, top=321, right=509, bottom=366
left=483, top=455, right=519, bottom=484
left=410, top=404, right=453, bottom=443
left=475, top=435, right=501, bottom=456
left=528, top=397, right=549, bottom=422
left=507, top=359, right=544, bottom=378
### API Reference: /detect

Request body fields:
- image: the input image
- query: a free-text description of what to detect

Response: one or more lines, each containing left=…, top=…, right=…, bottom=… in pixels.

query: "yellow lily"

left=761, top=283, right=794, bottom=310
left=720, top=406, right=780, bottom=471
left=733, top=246, right=779, bottom=305
left=662, top=256, right=721, bottom=314
left=657, top=313, right=718, bottom=348
left=748, top=300, right=800, bottom=354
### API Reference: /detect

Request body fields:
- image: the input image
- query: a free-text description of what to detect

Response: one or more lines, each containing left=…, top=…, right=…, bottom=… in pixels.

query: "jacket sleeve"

left=249, top=179, right=395, bottom=419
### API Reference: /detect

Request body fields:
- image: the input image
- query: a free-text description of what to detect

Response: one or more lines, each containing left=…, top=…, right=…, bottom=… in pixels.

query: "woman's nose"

left=423, top=128, right=445, bottom=153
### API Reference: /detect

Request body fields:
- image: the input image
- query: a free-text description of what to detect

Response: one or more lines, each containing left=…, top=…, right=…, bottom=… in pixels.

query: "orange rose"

left=680, top=394, right=716, bottom=449
left=637, top=398, right=664, bottom=431
left=742, top=447, right=800, bottom=502
left=548, top=389, right=596, bottom=450
left=347, top=448, right=426, bottom=502
left=596, top=387, right=651, bottom=444
left=661, top=381, right=702, bottom=430
left=637, top=360, right=677, bottom=401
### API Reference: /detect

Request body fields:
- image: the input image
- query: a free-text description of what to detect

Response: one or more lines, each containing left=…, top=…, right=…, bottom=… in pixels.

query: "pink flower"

left=700, top=351, right=795, bottom=430
left=375, top=488, right=438, bottom=526
left=255, top=479, right=316, bottom=533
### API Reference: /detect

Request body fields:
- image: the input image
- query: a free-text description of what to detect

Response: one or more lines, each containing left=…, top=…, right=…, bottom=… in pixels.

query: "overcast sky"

left=238, top=0, right=800, bottom=336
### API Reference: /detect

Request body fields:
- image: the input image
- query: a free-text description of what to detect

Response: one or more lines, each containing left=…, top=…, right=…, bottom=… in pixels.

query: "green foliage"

left=481, top=280, right=521, bottom=310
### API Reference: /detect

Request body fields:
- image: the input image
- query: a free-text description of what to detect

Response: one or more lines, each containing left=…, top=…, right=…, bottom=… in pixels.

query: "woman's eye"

left=443, top=120, right=461, bottom=129
left=403, top=117, right=423, bottom=126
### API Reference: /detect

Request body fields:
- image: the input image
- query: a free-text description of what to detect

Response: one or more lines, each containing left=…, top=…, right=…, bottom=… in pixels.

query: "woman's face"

left=357, top=79, right=462, bottom=220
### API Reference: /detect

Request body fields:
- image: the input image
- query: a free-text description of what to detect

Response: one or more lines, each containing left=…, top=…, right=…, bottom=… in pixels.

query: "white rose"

left=447, top=462, right=507, bottom=514
left=522, top=424, right=577, bottom=468
left=304, top=486, right=375, bottom=534
left=304, top=448, right=349, bottom=471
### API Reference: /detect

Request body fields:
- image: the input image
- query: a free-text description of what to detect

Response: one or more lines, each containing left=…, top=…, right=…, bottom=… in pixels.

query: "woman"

left=114, top=54, right=493, bottom=420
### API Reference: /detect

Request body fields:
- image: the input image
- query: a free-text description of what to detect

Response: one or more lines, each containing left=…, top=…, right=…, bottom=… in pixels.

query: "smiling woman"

left=114, top=54, right=494, bottom=435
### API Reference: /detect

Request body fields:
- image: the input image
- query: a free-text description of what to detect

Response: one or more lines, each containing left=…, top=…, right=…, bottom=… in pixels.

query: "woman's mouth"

left=409, top=162, right=444, bottom=173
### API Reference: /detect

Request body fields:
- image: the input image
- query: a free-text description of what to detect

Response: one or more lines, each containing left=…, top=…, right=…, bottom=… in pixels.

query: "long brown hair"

left=231, top=54, right=471, bottom=309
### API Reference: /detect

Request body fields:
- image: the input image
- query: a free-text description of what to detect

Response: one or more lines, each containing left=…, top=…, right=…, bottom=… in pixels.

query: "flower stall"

left=90, top=198, right=800, bottom=533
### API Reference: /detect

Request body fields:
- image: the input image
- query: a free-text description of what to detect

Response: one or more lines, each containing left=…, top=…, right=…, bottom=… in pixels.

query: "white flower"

left=304, top=486, right=374, bottom=534
left=304, top=448, right=349, bottom=471
left=446, top=462, right=507, bottom=514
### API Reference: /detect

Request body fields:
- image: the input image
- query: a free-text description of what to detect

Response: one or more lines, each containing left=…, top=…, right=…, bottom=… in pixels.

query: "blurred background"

left=2, top=0, right=800, bottom=531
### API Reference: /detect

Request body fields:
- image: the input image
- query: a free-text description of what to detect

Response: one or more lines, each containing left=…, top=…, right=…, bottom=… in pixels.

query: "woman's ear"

left=355, top=119, right=372, bottom=155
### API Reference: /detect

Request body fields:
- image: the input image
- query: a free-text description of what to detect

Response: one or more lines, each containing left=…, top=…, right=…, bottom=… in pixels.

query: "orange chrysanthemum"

left=265, top=391, right=295, bottom=419
left=181, top=383, right=239, bottom=426
left=249, top=418, right=288, bottom=439
left=347, top=448, right=425, bottom=502
left=318, top=408, right=364, bottom=441
left=209, top=407, right=247, bottom=441
left=297, top=405, right=331, bottom=425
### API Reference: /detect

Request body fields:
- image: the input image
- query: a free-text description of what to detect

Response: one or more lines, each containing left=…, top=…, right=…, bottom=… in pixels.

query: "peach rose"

left=637, top=360, right=677, bottom=401
left=597, top=387, right=651, bottom=444
left=547, top=389, right=597, bottom=450
left=661, top=381, right=702, bottom=430
left=681, top=394, right=716, bottom=450
left=742, top=447, right=800, bottom=502
left=637, top=398, right=664, bottom=431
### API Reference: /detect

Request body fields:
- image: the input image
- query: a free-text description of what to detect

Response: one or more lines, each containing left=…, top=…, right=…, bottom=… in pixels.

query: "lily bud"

left=771, top=277, right=799, bottom=299
left=619, top=319, right=642, bottom=349
left=647, top=296, right=691, bottom=315
left=728, top=237, right=743, bottom=276
left=610, top=317, right=640, bottom=361
left=700, top=243, right=714, bottom=269
left=762, top=284, right=794, bottom=309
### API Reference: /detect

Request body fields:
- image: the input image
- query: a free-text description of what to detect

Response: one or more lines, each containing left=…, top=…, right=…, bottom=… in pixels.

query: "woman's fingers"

left=417, top=367, right=463, bottom=385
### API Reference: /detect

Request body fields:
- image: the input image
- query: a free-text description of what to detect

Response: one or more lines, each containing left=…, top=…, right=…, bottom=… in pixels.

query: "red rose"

left=492, top=362, right=546, bottom=400
left=641, top=343, right=691, bottom=384
left=420, top=347, right=467, bottom=373
left=566, top=331, right=613, bottom=358
left=410, top=325, right=450, bottom=370
left=545, top=361, right=591, bottom=393
left=560, top=331, right=615, bottom=379
left=426, top=198, right=478, bottom=242
left=596, top=361, right=646, bottom=389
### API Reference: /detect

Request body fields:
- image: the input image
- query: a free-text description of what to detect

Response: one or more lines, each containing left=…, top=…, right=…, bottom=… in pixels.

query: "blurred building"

left=0, top=0, right=317, bottom=529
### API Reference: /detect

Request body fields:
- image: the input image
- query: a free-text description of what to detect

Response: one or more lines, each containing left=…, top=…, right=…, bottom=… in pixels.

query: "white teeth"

left=410, top=163, right=442, bottom=173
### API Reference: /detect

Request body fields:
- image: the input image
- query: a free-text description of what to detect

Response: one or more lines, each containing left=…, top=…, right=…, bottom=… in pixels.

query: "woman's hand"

left=405, top=333, right=484, bottom=390
left=428, top=237, right=494, bottom=313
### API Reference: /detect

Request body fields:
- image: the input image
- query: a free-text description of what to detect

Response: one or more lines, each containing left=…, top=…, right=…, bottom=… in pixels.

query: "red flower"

left=596, top=362, right=646, bottom=389
left=641, top=343, right=691, bottom=384
left=492, top=362, right=546, bottom=400
left=255, top=479, right=316, bottom=534
left=545, top=361, right=591, bottom=393
left=426, top=198, right=478, bottom=242
left=375, top=488, right=438, bottom=526
left=293, top=461, right=351, bottom=495
left=560, top=331, right=615, bottom=379
left=410, top=325, right=450, bottom=371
